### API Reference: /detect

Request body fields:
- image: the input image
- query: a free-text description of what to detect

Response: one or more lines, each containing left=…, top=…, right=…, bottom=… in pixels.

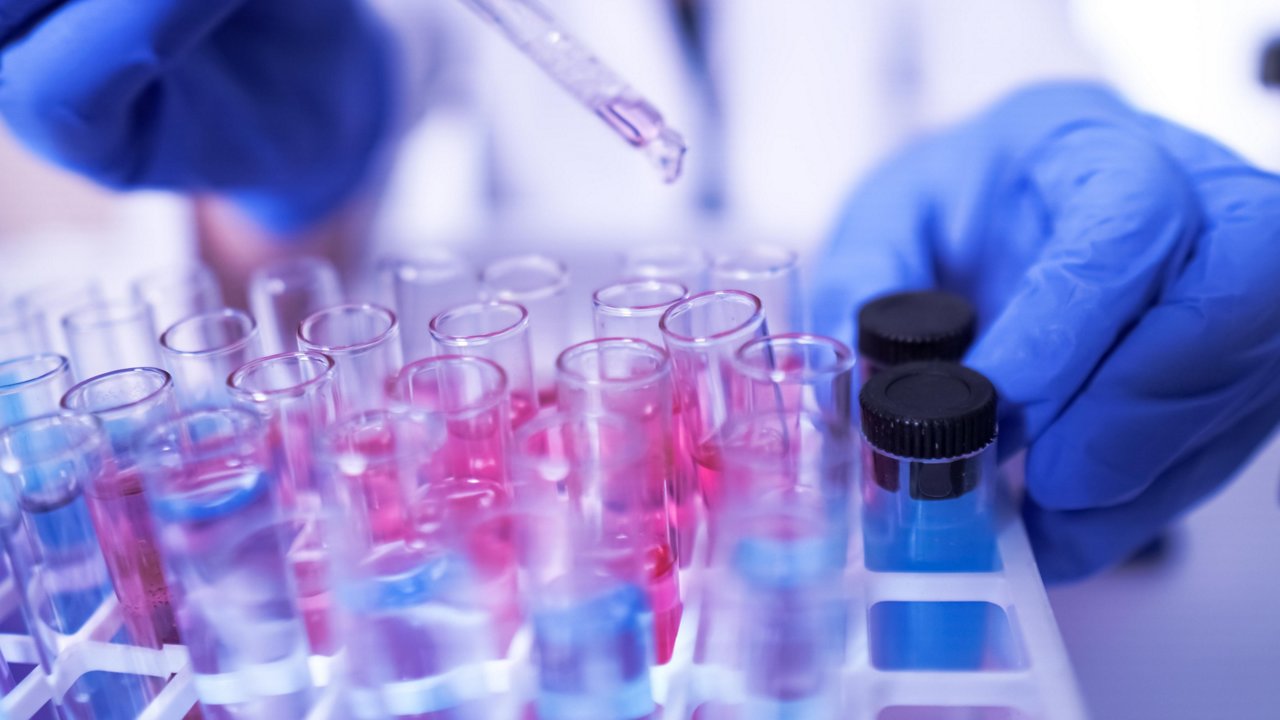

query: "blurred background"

left=0, top=0, right=1277, bottom=716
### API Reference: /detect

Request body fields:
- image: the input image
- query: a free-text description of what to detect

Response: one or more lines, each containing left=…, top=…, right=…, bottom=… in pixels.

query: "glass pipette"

left=456, top=0, right=688, bottom=183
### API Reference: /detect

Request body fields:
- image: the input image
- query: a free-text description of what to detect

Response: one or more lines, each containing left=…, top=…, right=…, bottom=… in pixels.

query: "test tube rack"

left=0, top=478, right=1087, bottom=720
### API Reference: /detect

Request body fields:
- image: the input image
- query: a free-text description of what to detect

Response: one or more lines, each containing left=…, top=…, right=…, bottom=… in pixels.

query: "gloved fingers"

left=0, top=0, right=61, bottom=44
left=0, top=0, right=245, bottom=176
left=1024, top=400, right=1280, bottom=583
left=1026, top=170, right=1280, bottom=510
left=965, top=123, right=1202, bottom=444
left=810, top=141, right=941, bottom=343
left=1140, top=114, right=1248, bottom=176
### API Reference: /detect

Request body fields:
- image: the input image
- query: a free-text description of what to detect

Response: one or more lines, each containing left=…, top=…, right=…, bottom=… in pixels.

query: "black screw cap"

left=859, top=361, right=996, bottom=460
left=857, top=291, right=976, bottom=368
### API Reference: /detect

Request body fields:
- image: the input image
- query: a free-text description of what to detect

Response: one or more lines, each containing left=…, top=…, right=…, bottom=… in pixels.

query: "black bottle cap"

left=859, top=361, right=996, bottom=460
left=857, top=291, right=976, bottom=368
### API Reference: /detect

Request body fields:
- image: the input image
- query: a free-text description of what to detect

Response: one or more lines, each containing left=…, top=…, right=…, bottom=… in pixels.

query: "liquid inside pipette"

left=596, top=95, right=687, bottom=183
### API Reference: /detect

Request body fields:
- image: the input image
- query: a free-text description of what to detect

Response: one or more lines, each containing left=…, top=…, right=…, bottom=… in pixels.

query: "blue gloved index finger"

left=966, top=122, right=1202, bottom=446
left=0, top=0, right=62, bottom=44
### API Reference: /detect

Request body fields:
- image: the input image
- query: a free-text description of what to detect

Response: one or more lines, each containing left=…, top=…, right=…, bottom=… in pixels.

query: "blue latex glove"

left=813, top=83, right=1280, bottom=583
left=0, top=0, right=394, bottom=231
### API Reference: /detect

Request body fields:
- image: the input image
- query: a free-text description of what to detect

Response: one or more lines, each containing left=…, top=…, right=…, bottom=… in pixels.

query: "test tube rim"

left=429, top=300, right=530, bottom=347
left=0, top=353, right=70, bottom=397
left=555, top=337, right=671, bottom=391
left=480, top=253, right=571, bottom=302
left=658, top=289, right=764, bottom=346
left=159, top=308, right=259, bottom=358
left=60, top=298, right=155, bottom=333
left=732, top=333, right=855, bottom=385
left=250, top=254, right=342, bottom=295
left=137, top=405, right=267, bottom=471
left=61, top=366, right=174, bottom=417
left=0, top=411, right=106, bottom=477
left=297, top=303, right=399, bottom=355
left=390, top=354, right=509, bottom=418
left=378, top=248, right=473, bottom=284
left=227, top=350, right=336, bottom=403
left=592, top=278, right=689, bottom=318
left=621, top=244, right=710, bottom=278
left=710, top=244, right=800, bottom=281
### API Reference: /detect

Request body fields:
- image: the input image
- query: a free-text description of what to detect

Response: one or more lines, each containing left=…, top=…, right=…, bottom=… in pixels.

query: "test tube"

left=620, top=245, right=711, bottom=293
left=0, top=353, right=72, bottom=425
left=856, top=290, right=977, bottom=383
left=430, top=301, right=538, bottom=428
left=555, top=338, right=689, bottom=638
left=0, top=304, right=41, bottom=362
left=62, top=300, right=163, bottom=380
left=160, top=308, right=264, bottom=409
left=377, top=250, right=478, bottom=363
left=592, top=279, right=689, bottom=346
left=61, top=368, right=181, bottom=650
left=511, top=412, right=661, bottom=719
left=249, top=256, right=344, bottom=356
left=480, top=254, right=571, bottom=404
left=14, top=279, right=105, bottom=358
left=0, top=414, right=157, bottom=719
left=131, top=263, right=225, bottom=333
left=659, top=290, right=767, bottom=512
left=321, top=409, right=507, bottom=718
left=297, top=303, right=402, bottom=416
left=733, top=333, right=856, bottom=425
left=138, top=407, right=314, bottom=718
left=228, top=352, right=340, bottom=654
left=710, top=245, right=803, bottom=334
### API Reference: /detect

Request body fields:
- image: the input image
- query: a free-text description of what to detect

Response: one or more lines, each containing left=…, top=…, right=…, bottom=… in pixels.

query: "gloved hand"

left=0, top=0, right=394, bottom=231
left=813, top=83, right=1280, bottom=582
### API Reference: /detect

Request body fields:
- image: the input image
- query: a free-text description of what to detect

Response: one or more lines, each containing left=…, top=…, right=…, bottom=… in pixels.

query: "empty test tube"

left=592, top=279, right=689, bottom=346
left=138, top=407, right=314, bottom=718
left=0, top=353, right=72, bottom=424
left=377, top=250, right=478, bottom=363
left=481, top=254, right=571, bottom=403
left=0, top=304, right=42, bottom=362
left=710, top=245, right=803, bottom=334
left=733, top=333, right=856, bottom=425
left=62, top=300, right=163, bottom=380
left=61, top=368, right=182, bottom=650
left=250, top=256, right=344, bottom=356
left=229, top=352, right=341, bottom=654
left=512, top=412, right=663, bottom=719
left=160, top=308, right=264, bottom=409
left=430, top=301, right=539, bottom=428
left=621, top=245, right=710, bottom=293
left=856, top=290, right=977, bottom=383
left=14, top=279, right=105, bottom=358
left=131, top=263, right=225, bottom=333
left=321, top=409, right=509, bottom=718
left=0, top=414, right=157, bottom=719
left=659, top=290, right=768, bottom=512
left=297, top=304, right=402, bottom=416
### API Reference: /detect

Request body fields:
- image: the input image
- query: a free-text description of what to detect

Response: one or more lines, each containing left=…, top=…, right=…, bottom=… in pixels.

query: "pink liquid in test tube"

left=229, top=351, right=341, bottom=655
left=62, top=368, right=182, bottom=651
left=430, top=301, right=539, bottom=428
left=480, top=254, right=571, bottom=406
left=659, top=290, right=768, bottom=513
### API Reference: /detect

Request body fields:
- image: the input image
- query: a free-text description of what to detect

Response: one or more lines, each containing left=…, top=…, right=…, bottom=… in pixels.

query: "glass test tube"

left=659, top=290, right=767, bottom=512
left=14, top=279, right=106, bottom=358
left=61, top=368, right=182, bottom=650
left=555, top=338, right=686, bottom=656
left=430, top=301, right=538, bottom=428
left=321, top=409, right=507, bottom=718
left=377, top=250, right=478, bottom=363
left=733, top=333, right=856, bottom=426
left=62, top=300, right=163, bottom=380
left=250, top=256, right=344, bottom=356
left=856, top=290, right=976, bottom=384
left=0, top=353, right=72, bottom=425
left=710, top=245, right=802, bottom=334
left=511, top=412, right=661, bottom=719
left=160, top=308, right=264, bottom=409
left=131, top=263, right=225, bottom=333
left=480, top=254, right=571, bottom=404
left=138, top=407, right=314, bottom=718
left=228, top=352, right=339, bottom=655
left=0, top=414, right=157, bottom=719
left=297, top=304, right=402, bottom=416
left=620, top=245, right=711, bottom=293
left=0, top=304, right=42, bottom=362
left=592, top=279, right=689, bottom=346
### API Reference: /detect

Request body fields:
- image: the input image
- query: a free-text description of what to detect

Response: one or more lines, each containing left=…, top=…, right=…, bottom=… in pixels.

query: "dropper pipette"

left=456, top=0, right=688, bottom=183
